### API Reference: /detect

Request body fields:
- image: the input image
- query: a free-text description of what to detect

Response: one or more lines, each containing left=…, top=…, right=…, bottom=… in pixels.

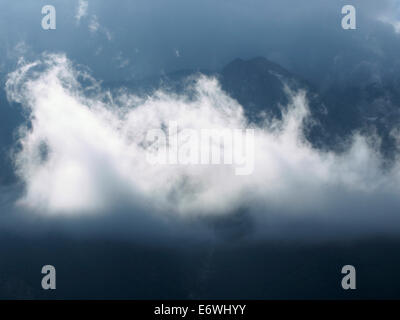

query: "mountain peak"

left=223, top=56, right=291, bottom=78
left=219, top=57, right=303, bottom=122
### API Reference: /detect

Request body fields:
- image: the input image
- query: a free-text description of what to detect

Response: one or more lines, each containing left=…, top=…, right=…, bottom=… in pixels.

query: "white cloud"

left=113, top=52, right=130, bottom=68
left=75, top=0, right=88, bottom=24
left=4, top=54, right=400, bottom=233
left=378, top=15, right=400, bottom=33
left=89, top=15, right=100, bottom=33
left=75, top=1, right=112, bottom=40
left=104, top=29, right=113, bottom=41
left=88, top=15, right=112, bottom=41
left=375, top=0, right=400, bottom=33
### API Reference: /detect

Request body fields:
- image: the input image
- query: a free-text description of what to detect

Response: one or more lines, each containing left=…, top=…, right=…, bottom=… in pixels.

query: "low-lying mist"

left=1, top=53, right=400, bottom=242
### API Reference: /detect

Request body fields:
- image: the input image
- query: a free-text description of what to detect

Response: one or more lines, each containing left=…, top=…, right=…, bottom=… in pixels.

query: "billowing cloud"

left=4, top=53, right=400, bottom=239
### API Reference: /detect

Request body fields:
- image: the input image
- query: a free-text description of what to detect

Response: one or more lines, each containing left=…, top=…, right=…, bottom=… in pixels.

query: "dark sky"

left=1, top=0, right=400, bottom=85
